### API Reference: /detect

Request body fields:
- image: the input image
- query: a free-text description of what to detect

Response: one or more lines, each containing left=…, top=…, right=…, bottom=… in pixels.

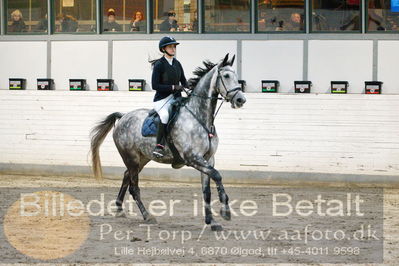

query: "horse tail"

left=90, top=112, right=124, bottom=180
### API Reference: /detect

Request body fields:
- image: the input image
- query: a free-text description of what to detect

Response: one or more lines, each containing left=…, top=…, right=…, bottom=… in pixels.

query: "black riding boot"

left=153, top=122, right=167, bottom=158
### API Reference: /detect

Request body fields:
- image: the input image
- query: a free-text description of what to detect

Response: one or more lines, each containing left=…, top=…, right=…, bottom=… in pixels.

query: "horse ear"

left=222, top=53, right=229, bottom=66
left=229, top=54, right=236, bottom=66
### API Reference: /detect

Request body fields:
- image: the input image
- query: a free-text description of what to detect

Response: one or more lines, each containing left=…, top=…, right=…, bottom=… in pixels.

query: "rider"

left=151, top=36, right=189, bottom=158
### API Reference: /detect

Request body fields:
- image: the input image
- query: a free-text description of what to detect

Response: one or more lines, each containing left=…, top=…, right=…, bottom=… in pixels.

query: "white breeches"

left=153, top=94, right=175, bottom=124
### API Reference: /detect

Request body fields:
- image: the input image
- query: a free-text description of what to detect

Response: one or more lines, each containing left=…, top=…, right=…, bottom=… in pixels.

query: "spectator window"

left=205, top=0, right=250, bottom=32
left=311, top=0, right=361, bottom=32
left=54, top=0, right=96, bottom=33
left=257, top=0, right=305, bottom=32
left=152, top=0, right=198, bottom=32
left=3, top=0, right=399, bottom=35
left=102, top=0, right=146, bottom=33
left=5, top=0, right=48, bottom=34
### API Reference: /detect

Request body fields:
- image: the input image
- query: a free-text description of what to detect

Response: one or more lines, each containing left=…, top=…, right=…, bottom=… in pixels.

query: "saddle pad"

left=141, top=96, right=187, bottom=138
left=141, top=113, right=158, bottom=137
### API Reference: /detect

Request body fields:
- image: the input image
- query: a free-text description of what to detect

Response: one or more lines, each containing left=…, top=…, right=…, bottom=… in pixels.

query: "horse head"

left=211, top=53, right=246, bottom=109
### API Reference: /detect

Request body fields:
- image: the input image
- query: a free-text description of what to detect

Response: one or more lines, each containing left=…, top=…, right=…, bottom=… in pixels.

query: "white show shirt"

left=164, top=56, right=173, bottom=65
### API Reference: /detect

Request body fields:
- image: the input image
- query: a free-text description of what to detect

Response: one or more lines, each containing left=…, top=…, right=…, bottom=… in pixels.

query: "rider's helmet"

left=159, top=36, right=179, bottom=53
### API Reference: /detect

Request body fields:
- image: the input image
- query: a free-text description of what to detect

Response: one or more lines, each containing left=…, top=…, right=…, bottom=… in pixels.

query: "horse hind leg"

left=114, top=146, right=135, bottom=217
left=116, top=148, right=153, bottom=222
left=128, top=169, right=157, bottom=224
left=115, top=169, right=130, bottom=217
left=122, top=154, right=155, bottom=223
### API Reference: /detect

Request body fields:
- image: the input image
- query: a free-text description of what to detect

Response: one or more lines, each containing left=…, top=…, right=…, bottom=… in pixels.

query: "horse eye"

left=224, top=74, right=229, bottom=78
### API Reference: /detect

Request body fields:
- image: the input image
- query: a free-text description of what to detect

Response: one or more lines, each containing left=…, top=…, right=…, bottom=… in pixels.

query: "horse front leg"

left=189, top=155, right=231, bottom=224
left=201, top=157, right=223, bottom=231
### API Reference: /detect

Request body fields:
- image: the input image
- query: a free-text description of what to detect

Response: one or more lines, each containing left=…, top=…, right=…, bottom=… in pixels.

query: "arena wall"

left=0, top=90, right=398, bottom=183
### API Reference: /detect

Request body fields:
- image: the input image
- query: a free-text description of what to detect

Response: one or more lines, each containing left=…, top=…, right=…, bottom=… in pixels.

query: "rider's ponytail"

left=149, top=56, right=163, bottom=68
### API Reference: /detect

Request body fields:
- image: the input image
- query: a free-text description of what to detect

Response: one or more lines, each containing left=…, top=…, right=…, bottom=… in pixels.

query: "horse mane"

left=188, top=60, right=216, bottom=89
left=188, top=54, right=233, bottom=89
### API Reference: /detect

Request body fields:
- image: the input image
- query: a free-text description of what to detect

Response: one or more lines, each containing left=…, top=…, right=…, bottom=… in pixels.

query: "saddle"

left=141, top=96, right=188, bottom=168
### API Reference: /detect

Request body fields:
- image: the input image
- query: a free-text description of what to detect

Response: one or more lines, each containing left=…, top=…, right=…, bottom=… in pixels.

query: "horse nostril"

left=236, top=97, right=246, bottom=104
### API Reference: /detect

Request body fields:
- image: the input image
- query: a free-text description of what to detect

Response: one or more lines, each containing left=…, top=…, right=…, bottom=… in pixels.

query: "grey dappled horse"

left=90, top=54, right=246, bottom=231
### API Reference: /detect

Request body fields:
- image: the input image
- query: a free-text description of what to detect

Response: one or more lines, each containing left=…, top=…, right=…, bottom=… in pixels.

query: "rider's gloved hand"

left=173, top=85, right=184, bottom=91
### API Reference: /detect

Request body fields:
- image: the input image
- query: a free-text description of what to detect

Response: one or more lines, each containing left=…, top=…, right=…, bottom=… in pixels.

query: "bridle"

left=216, top=68, right=242, bottom=102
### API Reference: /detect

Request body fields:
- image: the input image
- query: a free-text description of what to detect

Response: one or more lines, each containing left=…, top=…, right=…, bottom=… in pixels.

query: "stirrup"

left=153, top=144, right=165, bottom=158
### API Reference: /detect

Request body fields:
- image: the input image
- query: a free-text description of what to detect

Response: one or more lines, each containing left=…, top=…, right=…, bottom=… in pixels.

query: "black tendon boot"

left=153, top=122, right=167, bottom=158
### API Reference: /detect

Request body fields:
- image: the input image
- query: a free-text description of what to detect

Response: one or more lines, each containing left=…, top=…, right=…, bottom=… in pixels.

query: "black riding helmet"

left=159, top=36, right=179, bottom=53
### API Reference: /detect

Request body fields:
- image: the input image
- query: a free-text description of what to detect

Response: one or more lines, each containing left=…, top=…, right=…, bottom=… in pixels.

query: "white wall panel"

left=51, top=41, right=108, bottom=91
left=242, top=40, right=303, bottom=93
left=0, top=42, right=47, bottom=90
left=308, top=40, right=373, bottom=94
left=113, top=40, right=158, bottom=91
left=378, top=41, right=399, bottom=94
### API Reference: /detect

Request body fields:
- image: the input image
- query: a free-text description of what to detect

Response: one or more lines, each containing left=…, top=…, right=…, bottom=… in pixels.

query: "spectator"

left=35, top=14, right=48, bottom=32
left=367, top=0, right=386, bottom=31
left=160, top=10, right=178, bottom=32
left=191, top=9, right=198, bottom=32
left=130, top=11, right=145, bottom=32
left=312, top=11, right=329, bottom=31
left=236, top=17, right=248, bottom=31
left=103, top=8, right=122, bottom=32
left=57, top=13, right=78, bottom=32
left=8, top=9, right=27, bottom=33
left=258, top=10, right=284, bottom=31
left=284, top=12, right=304, bottom=31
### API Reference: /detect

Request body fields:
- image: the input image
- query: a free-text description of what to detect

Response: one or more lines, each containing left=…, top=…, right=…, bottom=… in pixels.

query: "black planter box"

left=9, top=78, right=26, bottom=90
left=331, top=81, right=348, bottom=94
left=37, top=78, right=54, bottom=90
left=365, top=81, right=382, bottom=94
left=261, top=80, right=279, bottom=93
left=69, top=79, right=87, bottom=91
left=295, top=81, right=311, bottom=93
left=97, top=79, right=114, bottom=91
left=129, top=79, right=145, bottom=91
left=238, top=80, right=246, bottom=92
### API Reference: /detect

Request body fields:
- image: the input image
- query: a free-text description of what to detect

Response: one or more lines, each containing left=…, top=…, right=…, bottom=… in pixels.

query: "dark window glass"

left=102, top=0, right=146, bottom=33
left=367, top=0, right=398, bottom=32
left=153, top=0, right=198, bottom=32
left=5, top=0, right=48, bottom=34
left=257, top=0, right=304, bottom=32
left=54, top=0, right=96, bottom=33
left=311, top=0, right=361, bottom=31
left=205, top=0, right=250, bottom=32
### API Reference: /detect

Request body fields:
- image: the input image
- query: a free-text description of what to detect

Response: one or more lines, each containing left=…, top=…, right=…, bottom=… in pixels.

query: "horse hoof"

left=220, top=207, right=231, bottom=221
left=145, top=215, right=158, bottom=224
left=211, top=223, right=223, bottom=231
left=172, top=162, right=185, bottom=169
left=115, top=210, right=126, bottom=218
